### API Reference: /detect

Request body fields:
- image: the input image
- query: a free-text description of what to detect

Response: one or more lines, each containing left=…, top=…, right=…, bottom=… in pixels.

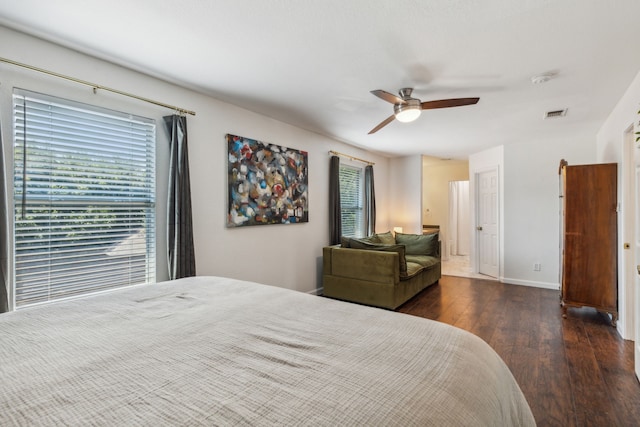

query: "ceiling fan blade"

left=371, top=89, right=405, bottom=105
left=368, top=115, right=396, bottom=134
left=420, top=97, right=480, bottom=110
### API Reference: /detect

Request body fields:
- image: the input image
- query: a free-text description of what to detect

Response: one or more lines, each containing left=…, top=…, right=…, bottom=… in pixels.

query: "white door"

left=477, top=169, right=499, bottom=278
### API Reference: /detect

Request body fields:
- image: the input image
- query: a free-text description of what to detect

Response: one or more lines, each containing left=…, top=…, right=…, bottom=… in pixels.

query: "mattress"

left=0, top=276, right=535, bottom=426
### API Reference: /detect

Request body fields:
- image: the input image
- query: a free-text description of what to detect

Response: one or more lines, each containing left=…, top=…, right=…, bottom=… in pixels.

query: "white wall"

left=471, top=70, right=639, bottom=338
left=0, top=28, right=172, bottom=304
left=389, top=156, right=422, bottom=234
left=502, top=137, right=595, bottom=289
left=0, top=25, right=392, bottom=296
left=470, top=137, right=595, bottom=289
left=596, top=69, right=640, bottom=340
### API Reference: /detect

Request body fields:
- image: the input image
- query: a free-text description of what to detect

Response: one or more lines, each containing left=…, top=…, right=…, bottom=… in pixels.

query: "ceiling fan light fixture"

left=394, top=100, right=422, bottom=123
left=395, top=107, right=421, bottom=122
left=368, top=88, right=480, bottom=134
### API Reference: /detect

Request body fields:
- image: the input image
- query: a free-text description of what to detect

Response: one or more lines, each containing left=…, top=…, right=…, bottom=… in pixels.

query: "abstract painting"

left=227, top=134, right=308, bottom=227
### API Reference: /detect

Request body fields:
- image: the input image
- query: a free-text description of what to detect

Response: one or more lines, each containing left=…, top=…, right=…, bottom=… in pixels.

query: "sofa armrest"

left=323, top=246, right=399, bottom=284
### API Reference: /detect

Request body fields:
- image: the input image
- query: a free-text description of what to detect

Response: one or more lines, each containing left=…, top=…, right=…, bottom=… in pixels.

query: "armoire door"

left=562, top=163, right=617, bottom=318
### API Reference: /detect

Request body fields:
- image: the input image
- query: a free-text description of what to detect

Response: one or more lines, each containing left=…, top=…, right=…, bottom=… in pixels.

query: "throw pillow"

left=360, top=234, right=381, bottom=244
left=395, top=232, right=439, bottom=256
left=341, top=235, right=380, bottom=248
left=375, top=231, right=396, bottom=245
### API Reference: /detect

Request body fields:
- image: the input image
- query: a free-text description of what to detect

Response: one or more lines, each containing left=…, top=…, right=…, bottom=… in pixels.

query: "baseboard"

left=500, top=277, right=560, bottom=290
left=313, top=280, right=556, bottom=293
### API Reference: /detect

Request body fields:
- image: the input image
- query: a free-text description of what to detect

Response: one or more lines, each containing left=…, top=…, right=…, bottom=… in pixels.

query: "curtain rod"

left=329, top=150, right=375, bottom=166
left=0, top=57, right=196, bottom=116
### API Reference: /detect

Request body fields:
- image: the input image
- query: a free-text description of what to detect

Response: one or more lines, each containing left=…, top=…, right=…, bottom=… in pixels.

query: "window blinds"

left=13, top=90, right=156, bottom=308
left=339, top=164, right=363, bottom=237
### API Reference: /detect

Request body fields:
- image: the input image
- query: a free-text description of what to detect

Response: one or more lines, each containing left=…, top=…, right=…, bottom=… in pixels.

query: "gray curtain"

left=164, top=115, right=196, bottom=280
left=0, top=120, right=8, bottom=312
left=329, top=155, right=342, bottom=245
left=364, top=164, right=376, bottom=236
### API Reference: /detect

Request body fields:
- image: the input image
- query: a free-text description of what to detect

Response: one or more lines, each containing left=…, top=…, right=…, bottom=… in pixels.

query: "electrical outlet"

left=533, top=263, right=541, bottom=271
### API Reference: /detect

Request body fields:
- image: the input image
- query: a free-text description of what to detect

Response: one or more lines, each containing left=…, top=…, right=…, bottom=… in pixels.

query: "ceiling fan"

left=368, top=88, right=479, bottom=134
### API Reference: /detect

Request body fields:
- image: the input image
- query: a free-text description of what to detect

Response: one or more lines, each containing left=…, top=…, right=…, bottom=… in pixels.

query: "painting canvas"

left=227, top=134, right=308, bottom=227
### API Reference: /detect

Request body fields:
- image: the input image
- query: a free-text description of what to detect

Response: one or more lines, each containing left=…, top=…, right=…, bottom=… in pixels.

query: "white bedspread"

left=0, top=276, right=535, bottom=426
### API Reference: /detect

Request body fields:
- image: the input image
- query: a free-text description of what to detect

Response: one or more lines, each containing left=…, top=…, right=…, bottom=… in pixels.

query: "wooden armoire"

left=559, top=160, right=618, bottom=325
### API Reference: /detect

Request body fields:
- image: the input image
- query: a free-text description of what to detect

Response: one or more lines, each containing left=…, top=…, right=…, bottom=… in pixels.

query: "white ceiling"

left=1, top=0, right=639, bottom=159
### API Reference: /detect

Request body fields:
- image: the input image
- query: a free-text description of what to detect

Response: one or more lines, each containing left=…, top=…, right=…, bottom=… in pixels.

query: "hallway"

left=441, top=254, right=496, bottom=280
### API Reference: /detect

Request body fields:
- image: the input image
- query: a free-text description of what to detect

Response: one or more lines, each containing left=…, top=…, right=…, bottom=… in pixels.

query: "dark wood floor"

left=398, top=275, right=640, bottom=427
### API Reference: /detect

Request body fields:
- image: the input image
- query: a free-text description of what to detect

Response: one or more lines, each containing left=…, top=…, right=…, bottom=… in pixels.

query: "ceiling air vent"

left=544, top=109, right=567, bottom=119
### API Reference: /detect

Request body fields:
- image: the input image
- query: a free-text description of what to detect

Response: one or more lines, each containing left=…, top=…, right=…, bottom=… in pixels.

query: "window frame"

left=10, top=88, right=158, bottom=309
left=339, top=162, right=365, bottom=238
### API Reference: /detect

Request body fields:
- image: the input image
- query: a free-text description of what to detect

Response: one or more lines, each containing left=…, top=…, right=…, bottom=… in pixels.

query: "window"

left=339, top=164, right=364, bottom=237
left=12, top=90, right=156, bottom=308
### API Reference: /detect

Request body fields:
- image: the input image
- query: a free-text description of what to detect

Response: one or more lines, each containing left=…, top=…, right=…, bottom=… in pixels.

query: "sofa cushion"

left=405, top=254, right=439, bottom=269
left=404, top=261, right=425, bottom=279
left=395, top=232, right=439, bottom=256
left=375, top=231, right=396, bottom=245
left=346, top=240, right=408, bottom=276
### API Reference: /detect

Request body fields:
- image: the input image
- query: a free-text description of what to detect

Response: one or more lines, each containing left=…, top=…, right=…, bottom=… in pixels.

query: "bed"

left=0, top=276, right=535, bottom=426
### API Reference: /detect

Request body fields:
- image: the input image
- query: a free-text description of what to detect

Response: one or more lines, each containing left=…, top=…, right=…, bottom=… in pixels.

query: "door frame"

left=635, top=125, right=640, bottom=382
left=622, top=125, right=636, bottom=341
left=624, top=123, right=640, bottom=380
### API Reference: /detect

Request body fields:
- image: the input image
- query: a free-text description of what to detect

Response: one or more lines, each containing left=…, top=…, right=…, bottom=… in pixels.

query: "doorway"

left=421, top=156, right=491, bottom=279
left=442, top=181, right=472, bottom=277
left=441, top=180, right=491, bottom=279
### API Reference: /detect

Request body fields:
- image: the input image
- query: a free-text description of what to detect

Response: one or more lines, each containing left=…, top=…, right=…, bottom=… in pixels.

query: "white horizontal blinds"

left=339, top=164, right=363, bottom=237
left=13, top=89, right=156, bottom=308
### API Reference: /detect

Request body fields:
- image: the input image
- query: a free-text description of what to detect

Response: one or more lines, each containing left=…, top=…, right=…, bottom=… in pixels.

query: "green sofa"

left=322, top=231, right=441, bottom=309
